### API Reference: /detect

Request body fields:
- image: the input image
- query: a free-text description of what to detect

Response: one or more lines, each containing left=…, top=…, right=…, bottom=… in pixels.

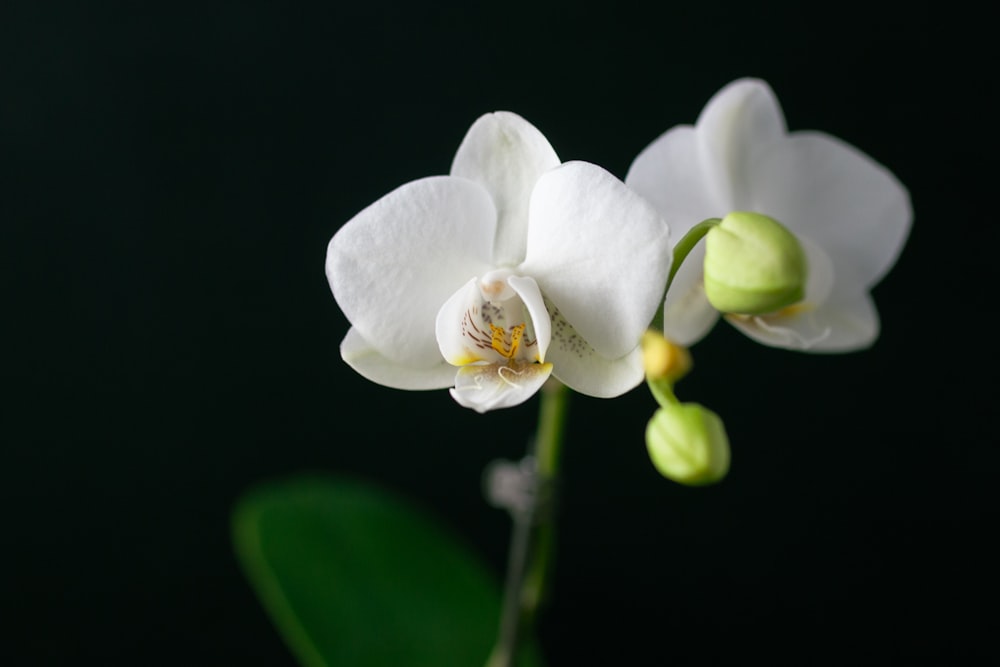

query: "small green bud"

left=703, top=211, right=807, bottom=315
left=646, top=403, right=730, bottom=485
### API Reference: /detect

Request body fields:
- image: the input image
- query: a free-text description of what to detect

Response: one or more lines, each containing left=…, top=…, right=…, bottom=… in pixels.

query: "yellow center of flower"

left=489, top=323, right=526, bottom=360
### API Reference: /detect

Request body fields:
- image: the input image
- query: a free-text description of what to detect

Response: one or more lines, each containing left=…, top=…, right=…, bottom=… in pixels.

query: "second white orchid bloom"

left=626, top=78, right=912, bottom=352
left=326, top=112, right=672, bottom=413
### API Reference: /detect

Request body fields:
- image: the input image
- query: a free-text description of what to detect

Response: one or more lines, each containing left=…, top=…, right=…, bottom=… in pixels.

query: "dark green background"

left=3, top=2, right=994, bottom=665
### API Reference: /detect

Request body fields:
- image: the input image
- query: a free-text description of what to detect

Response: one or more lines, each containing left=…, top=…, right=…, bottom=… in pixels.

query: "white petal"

left=799, top=236, right=836, bottom=307
left=726, top=293, right=878, bottom=352
left=626, top=126, right=728, bottom=236
left=341, top=327, right=457, bottom=390
left=625, top=80, right=785, bottom=249
left=808, top=292, right=879, bottom=352
left=750, top=131, right=912, bottom=289
left=695, top=78, right=787, bottom=209
left=725, top=247, right=876, bottom=352
left=435, top=278, right=501, bottom=366
left=545, top=303, right=645, bottom=398
left=449, top=362, right=554, bottom=413
left=327, top=176, right=495, bottom=368
left=450, top=112, right=561, bottom=267
left=507, top=275, right=550, bottom=362
left=521, top=161, right=672, bottom=360
left=660, top=243, right=721, bottom=346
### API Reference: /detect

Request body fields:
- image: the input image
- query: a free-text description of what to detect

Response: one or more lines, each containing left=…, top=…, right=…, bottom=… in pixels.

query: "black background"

left=3, top=2, right=995, bottom=665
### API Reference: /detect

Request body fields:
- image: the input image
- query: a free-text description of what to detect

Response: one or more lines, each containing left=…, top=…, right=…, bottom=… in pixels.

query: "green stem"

left=486, top=380, right=570, bottom=667
left=534, top=378, right=569, bottom=478
left=652, top=218, right=721, bottom=331
left=520, top=380, right=568, bottom=614
left=647, top=375, right=680, bottom=408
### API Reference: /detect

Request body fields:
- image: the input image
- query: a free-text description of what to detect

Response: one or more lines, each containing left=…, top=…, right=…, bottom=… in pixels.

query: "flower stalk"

left=486, top=379, right=569, bottom=667
left=666, top=218, right=721, bottom=292
left=651, top=218, right=720, bottom=331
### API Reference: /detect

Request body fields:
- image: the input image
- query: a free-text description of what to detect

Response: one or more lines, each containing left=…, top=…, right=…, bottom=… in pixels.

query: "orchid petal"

left=327, top=176, right=495, bottom=367
left=449, top=362, right=554, bottom=413
left=727, top=291, right=878, bottom=352
left=695, top=78, right=786, bottom=209
left=807, top=292, right=879, bottom=353
left=798, top=236, right=836, bottom=307
left=435, top=278, right=501, bottom=366
left=450, top=112, right=561, bottom=267
left=545, top=304, right=645, bottom=398
left=625, top=126, right=722, bottom=237
left=751, top=131, right=913, bottom=288
left=521, top=161, right=672, bottom=360
left=341, top=327, right=457, bottom=390
left=725, top=243, right=877, bottom=352
left=507, top=275, right=550, bottom=363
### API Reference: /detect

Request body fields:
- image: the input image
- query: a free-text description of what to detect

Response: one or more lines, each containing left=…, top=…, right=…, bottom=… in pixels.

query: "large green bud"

left=703, top=211, right=807, bottom=315
left=646, top=402, right=730, bottom=485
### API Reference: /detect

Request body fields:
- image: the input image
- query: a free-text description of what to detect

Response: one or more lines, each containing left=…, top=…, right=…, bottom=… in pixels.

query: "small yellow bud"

left=641, top=330, right=692, bottom=382
left=646, top=403, right=730, bottom=485
left=703, top=211, right=807, bottom=315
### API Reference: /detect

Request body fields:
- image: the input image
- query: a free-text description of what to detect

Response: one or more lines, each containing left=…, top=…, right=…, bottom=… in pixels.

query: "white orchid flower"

left=626, top=78, right=912, bottom=352
left=326, top=112, right=672, bottom=413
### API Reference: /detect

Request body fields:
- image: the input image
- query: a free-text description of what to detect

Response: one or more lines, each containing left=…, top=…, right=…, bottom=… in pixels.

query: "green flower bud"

left=703, top=211, right=807, bottom=315
left=646, top=403, right=730, bottom=485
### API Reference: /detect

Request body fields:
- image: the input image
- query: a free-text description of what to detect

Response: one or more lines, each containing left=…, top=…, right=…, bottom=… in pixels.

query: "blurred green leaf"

left=231, top=474, right=545, bottom=667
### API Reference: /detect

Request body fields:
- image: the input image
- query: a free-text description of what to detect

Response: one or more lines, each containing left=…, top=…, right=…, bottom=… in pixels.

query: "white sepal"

left=341, top=327, right=457, bottom=390
left=451, top=111, right=560, bottom=267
